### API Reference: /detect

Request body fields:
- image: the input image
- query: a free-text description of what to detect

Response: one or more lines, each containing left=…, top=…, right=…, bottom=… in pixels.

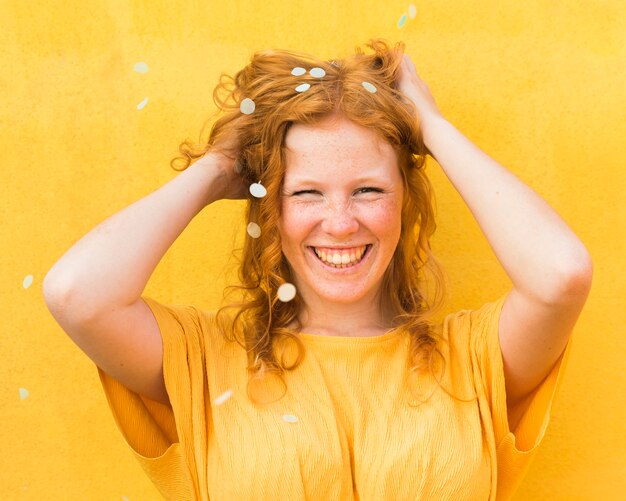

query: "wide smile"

left=308, top=244, right=372, bottom=269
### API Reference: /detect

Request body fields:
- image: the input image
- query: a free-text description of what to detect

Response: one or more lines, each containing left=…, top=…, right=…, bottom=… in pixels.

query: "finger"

left=402, top=54, right=416, bottom=72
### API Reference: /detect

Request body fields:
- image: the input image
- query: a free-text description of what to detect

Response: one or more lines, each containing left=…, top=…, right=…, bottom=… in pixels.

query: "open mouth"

left=309, top=244, right=372, bottom=268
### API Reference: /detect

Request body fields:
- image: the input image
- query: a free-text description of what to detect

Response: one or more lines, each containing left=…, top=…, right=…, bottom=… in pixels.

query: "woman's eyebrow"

left=286, top=174, right=385, bottom=184
left=283, top=177, right=324, bottom=187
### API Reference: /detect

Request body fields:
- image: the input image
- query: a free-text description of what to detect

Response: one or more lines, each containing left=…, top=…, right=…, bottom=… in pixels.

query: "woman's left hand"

left=396, top=54, right=443, bottom=127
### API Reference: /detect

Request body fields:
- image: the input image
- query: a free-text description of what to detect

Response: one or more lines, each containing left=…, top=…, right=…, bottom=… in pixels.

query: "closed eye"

left=292, top=189, right=322, bottom=196
left=355, top=187, right=384, bottom=195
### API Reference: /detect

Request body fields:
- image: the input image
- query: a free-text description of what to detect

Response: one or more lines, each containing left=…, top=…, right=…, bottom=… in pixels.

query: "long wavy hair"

left=172, top=39, right=447, bottom=404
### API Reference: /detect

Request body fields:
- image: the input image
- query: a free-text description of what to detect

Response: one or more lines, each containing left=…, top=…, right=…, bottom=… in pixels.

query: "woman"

left=43, top=40, right=592, bottom=500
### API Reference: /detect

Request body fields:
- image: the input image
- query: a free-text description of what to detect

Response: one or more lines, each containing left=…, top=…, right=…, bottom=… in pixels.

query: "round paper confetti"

left=309, top=67, right=326, bottom=78
left=282, top=414, right=299, bottom=423
left=19, top=388, right=29, bottom=400
left=362, top=81, right=377, bottom=93
left=23, top=275, right=33, bottom=289
left=249, top=182, right=267, bottom=198
left=291, top=67, right=306, bottom=76
left=240, top=97, right=256, bottom=115
left=408, top=4, right=417, bottom=19
left=277, top=283, right=297, bottom=302
left=214, top=389, right=233, bottom=406
left=136, top=97, right=149, bottom=110
left=295, top=83, right=311, bottom=93
left=398, top=14, right=408, bottom=28
left=133, top=62, right=149, bottom=73
left=247, top=222, right=262, bottom=238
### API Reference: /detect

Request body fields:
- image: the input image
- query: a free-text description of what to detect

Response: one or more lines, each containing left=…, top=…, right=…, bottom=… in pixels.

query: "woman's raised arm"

left=397, top=55, right=592, bottom=424
left=43, top=151, right=245, bottom=404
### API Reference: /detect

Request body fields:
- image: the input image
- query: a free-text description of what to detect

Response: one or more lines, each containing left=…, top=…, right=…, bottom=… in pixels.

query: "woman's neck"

left=297, top=294, right=392, bottom=338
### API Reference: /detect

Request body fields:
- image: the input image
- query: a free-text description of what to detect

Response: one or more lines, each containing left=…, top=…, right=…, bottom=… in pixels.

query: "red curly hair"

left=171, top=39, right=447, bottom=404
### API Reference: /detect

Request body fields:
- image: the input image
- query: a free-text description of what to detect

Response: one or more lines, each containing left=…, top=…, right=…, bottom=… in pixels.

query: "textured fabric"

left=98, top=295, right=571, bottom=500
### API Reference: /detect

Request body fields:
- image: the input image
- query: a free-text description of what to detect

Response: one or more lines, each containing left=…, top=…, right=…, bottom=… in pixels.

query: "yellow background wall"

left=2, top=0, right=624, bottom=499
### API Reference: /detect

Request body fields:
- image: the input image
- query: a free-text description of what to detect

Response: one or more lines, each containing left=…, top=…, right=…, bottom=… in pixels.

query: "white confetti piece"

left=291, top=67, right=306, bottom=76
left=133, top=62, right=149, bottom=73
left=282, top=414, right=299, bottom=423
left=249, top=182, right=267, bottom=198
left=22, top=275, right=33, bottom=289
left=277, top=283, right=297, bottom=302
left=121, top=497, right=130, bottom=501
left=398, top=13, right=408, bottom=28
left=247, top=222, right=262, bottom=238
left=362, top=81, right=377, bottom=93
left=309, top=67, right=326, bottom=78
left=295, top=83, right=311, bottom=93
left=136, top=97, right=149, bottom=110
left=214, top=389, right=233, bottom=406
left=240, top=97, right=256, bottom=115
left=19, top=388, right=29, bottom=400
left=408, top=4, right=417, bottom=19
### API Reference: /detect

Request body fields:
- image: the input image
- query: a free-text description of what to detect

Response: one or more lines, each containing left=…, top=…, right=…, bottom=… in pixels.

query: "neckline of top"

left=298, top=327, right=406, bottom=344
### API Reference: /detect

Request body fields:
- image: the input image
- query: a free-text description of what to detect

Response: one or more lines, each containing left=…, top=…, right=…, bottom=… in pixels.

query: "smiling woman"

left=43, top=39, right=591, bottom=500
left=279, top=114, right=405, bottom=331
left=189, top=41, right=445, bottom=394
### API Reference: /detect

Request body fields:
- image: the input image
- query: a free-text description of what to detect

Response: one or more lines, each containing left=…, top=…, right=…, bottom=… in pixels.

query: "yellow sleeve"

left=470, top=295, right=573, bottom=499
left=97, top=296, right=208, bottom=500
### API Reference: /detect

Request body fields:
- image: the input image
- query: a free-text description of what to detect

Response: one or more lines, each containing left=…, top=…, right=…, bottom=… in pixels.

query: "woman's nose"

left=320, top=201, right=359, bottom=237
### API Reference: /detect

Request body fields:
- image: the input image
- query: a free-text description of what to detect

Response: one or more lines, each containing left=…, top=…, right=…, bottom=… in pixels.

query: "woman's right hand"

left=43, top=129, right=249, bottom=405
left=194, top=149, right=249, bottom=202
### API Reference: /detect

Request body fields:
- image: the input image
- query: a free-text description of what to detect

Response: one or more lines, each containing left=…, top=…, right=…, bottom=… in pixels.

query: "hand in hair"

left=194, top=142, right=249, bottom=203
left=396, top=54, right=443, bottom=128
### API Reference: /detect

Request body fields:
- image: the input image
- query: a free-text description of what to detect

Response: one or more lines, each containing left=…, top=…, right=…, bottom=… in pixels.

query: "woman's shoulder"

left=435, top=295, right=509, bottom=369
left=140, top=296, right=235, bottom=345
left=441, top=295, right=508, bottom=336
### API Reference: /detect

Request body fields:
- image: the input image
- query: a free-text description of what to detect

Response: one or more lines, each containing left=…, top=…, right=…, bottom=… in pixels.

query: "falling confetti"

left=397, top=14, right=408, bottom=28
left=214, top=389, right=233, bottom=406
left=277, top=283, right=297, bottom=302
left=249, top=183, right=267, bottom=198
left=19, top=388, right=29, bottom=400
left=408, top=4, right=417, bottom=19
left=295, top=83, right=311, bottom=93
left=362, top=81, right=377, bottom=93
left=240, top=97, right=256, bottom=115
left=22, top=275, right=33, bottom=289
left=136, top=97, right=149, bottom=110
left=291, top=67, right=306, bottom=76
left=309, top=67, right=326, bottom=78
left=133, top=62, right=149, bottom=73
left=282, top=414, right=299, bottom=423
left=247, top=222, right=262, bottom=239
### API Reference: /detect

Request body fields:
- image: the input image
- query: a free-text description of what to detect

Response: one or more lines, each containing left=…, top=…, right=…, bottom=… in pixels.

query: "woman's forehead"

left=283, top=116, right=396, bottom=165
left=282, top=131, right=399, bottom=186
left=285, top=114, right=386, bottom=147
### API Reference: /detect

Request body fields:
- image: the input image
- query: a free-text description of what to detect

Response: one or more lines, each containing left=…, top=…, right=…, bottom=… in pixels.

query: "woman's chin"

left=300, top=283, right=380, bottom=307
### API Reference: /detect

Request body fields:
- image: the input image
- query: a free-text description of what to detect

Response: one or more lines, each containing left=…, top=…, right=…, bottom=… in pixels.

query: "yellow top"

left=98, top=295, right=571, bottom=500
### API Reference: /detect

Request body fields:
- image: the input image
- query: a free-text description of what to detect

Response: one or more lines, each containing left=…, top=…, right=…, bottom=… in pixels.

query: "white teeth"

left=312, top=246, right=368, bottom=267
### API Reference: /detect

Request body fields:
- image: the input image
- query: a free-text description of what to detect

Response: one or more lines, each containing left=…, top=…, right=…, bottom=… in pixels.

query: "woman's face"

left=278, top=113, right=404, bottom=311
